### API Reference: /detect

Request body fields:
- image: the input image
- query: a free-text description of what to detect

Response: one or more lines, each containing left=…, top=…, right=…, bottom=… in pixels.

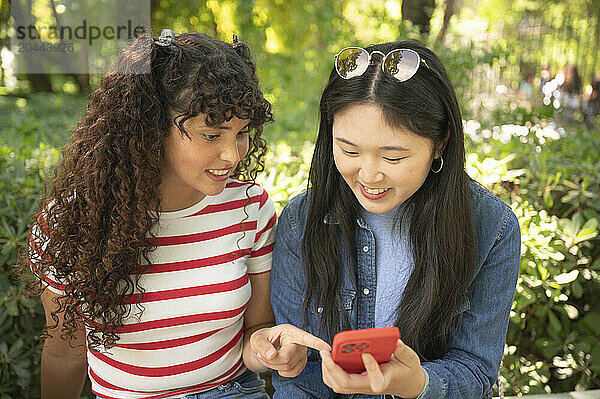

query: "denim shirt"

left=270, top=181, right=521, bottom=399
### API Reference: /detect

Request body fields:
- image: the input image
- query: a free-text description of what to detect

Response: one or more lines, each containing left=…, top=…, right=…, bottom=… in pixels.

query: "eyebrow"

left=199, top=122, right=251, bottom=131
left=335, top=137, right=409, bottom=151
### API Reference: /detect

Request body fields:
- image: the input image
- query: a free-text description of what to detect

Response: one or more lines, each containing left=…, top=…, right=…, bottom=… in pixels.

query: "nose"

left=358, top=158, right=384, bottom=183
left=219, top=136, right=241, bottom=165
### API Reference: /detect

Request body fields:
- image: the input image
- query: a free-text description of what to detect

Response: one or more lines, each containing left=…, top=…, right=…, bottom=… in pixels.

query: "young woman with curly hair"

left=21, top=31, right=329, bottom=399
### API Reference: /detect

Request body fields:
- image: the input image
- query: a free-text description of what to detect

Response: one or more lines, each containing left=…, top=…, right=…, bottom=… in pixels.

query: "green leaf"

left=575, top=373, right=591, bottom=390
left=543, top=189, right=553, bottom=208
left=562, top=180, right=580, bottom=190
left=555, top=269, right=579, bottom=285
left=536, top=338, right=562, bottom=358
left=7, top=339, right=23, bottom=358
left=516, top=285, right=537, bottom=307
left=582, top=313, right=600, bottom=334
left=559, top=213, right=583, bottom=239
left=572, top=280, right=583, bottom=298
left=0, top=274, right=10, bottom=293
left=591, top=342, right=600, bottom=367
left=548, top=310, right=561, bottom=333
left=563, top=304, right=579, bottom=319
left=574, top=217, right=598, bottom=244
left=4, top=301, right=18, bottom=317
left=12, top=364, right=30, bottom=380
left=573, top=339, right=592, bottom=354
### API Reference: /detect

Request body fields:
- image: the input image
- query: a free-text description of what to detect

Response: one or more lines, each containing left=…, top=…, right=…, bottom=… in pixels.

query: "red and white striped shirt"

left=30, top=180, right=276, bottom=399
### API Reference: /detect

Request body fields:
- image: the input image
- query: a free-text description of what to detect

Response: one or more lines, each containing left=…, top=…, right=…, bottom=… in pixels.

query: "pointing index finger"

left=281, top=325, right=331, bottom=351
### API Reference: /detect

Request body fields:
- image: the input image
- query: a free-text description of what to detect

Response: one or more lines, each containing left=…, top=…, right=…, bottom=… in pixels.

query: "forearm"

left=242, top=323, right=275, bottom=372
left=41, top=344, right=87, bottom=399
left=418, top=356, right=494, bottom=399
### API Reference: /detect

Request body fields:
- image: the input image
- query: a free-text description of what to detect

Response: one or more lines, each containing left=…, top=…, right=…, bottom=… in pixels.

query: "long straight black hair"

left=303, top=40, right=478, bottom=361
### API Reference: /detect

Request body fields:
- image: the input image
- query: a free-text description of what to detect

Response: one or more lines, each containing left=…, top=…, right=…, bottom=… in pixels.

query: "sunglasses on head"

left=334, top=47, right=429, bottom=81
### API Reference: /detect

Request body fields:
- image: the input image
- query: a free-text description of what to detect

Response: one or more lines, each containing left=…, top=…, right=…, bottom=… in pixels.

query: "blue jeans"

left=96, top=368, right=269, bottom=399
left=184, top=368, right=268, bottom=398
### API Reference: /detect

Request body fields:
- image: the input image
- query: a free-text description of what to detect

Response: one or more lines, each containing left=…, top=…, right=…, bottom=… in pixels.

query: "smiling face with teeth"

left=332, top=103, right=443, bottom=214
left=159, top=113, right=250, bottom=212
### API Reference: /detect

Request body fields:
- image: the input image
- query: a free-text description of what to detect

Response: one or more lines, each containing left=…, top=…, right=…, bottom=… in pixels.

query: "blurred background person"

left=583, top=73, right=600, bottom=129
left=556, top=64, right=583, bottom=124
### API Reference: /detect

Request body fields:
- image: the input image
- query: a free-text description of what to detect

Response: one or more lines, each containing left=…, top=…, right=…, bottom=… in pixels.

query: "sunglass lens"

left=383, top=49, right=420, bottom=81
left=336, top=48, right=369, bottom=79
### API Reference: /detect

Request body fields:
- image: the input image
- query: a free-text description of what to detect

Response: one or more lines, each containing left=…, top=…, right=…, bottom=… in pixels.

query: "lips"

left=206, top=168, right=231, bottom=182
left=359, top=183, right=391, bottom=200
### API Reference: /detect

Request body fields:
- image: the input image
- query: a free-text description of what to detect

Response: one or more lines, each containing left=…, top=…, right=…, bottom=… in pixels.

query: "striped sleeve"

left=29, top=213, right=67, bottom=295
left=247, top=187, right=276, bottom=275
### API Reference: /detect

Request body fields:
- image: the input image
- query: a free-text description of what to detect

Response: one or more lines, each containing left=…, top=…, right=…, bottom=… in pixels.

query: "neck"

left=158, top=182, right=205, bottom=212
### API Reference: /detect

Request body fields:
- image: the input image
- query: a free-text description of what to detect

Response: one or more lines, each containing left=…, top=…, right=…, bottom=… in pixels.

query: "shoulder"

left=275, top=190, right=312, bottom=241
left=223, top=178, right=265, bottom=196
left=220, top=179, right=272, bottom=207
left=284, top=189, right=309, bottom=214
left=470, top=181, right=519, bottom=235
left=470, top=180, right=512, bottom=218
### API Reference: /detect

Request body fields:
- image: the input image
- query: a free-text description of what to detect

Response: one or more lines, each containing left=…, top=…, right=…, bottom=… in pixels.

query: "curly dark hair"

left=18, top=32, right=273, bottom=350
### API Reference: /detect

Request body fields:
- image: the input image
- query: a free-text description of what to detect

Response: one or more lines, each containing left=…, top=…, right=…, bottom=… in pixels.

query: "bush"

left=464, top=120, right=600, bottom=394
left=0, top=94, right=94, bottom=398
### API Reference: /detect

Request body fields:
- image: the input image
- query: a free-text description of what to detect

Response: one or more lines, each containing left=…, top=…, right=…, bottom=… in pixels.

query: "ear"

left=434, top=128, right=450, bottom=158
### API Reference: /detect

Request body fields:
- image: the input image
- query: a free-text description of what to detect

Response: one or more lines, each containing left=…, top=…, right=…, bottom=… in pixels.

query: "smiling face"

left=332, top=103, right=441, bottom=214
left=159, top=114, right=250, bottom=211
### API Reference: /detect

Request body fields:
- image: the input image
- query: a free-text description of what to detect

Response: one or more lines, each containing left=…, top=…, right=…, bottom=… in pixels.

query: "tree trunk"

left=11, top=0, right=54, bottom=92
left=49, top=0, right=89, bottom=92
left=436, top=0, right=456, bottom=42
left=593, top=1, right=600, bottom=77
left=402, top=0, right=436, bottom=35
left=24, top=73, right=53, bottom=92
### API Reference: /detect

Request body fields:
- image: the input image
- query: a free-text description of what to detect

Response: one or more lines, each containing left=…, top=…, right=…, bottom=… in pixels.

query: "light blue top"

left=270, top=181, right=521, bottom=399
left=360, top=204, right=413, bottom=328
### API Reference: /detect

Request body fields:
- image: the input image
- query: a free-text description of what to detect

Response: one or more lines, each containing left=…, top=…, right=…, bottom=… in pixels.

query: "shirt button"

left=363, top=288, right=370, bottom=295
left=362, top=245, right=369, bottom=252
left=317, top=307, right=323, bottom=314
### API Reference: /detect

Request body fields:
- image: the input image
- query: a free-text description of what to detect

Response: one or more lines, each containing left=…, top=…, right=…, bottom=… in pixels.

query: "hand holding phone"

left=331, top=326, right=400, bottom=374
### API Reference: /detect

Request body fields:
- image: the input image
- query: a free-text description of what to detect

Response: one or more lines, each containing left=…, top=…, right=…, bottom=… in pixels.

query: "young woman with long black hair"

left=21, top=31, right=328, bottom=399
left=271, top=41, right=521, bottom=398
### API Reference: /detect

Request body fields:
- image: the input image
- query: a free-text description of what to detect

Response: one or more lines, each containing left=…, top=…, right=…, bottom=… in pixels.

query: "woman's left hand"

left=250, top=323, right=331, bottom=377
left=319, top=339, right=426, bottom=398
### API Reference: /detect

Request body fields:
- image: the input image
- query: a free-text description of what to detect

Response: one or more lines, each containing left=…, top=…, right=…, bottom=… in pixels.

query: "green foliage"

left=0, top=144, right=45, bottom=398
left=0, top=272, right=41, bottom=398
left=463, top=117, right=600, bottom=394
left=475, top=0, right=600, bottom=83
left=0, top=94, right=93, bottom=398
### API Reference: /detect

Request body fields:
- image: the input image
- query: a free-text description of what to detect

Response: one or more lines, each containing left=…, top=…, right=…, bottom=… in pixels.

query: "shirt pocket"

left=339, top=288, right=356, bottom=313
left=309, top=288, right=356, bottom=317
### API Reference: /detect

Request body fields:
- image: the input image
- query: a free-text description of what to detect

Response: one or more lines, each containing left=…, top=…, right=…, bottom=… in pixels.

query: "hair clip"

left=232, top=33, right=242, bottom=48
left=155, top=29, right=175, bottom=47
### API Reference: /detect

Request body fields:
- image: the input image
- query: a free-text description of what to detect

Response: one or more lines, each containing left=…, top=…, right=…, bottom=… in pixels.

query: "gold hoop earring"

left=431, top=156, right=443, bottom=173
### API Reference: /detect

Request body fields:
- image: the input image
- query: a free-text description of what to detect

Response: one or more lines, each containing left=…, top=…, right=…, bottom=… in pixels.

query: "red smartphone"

left=331, top=326, right=400, bottom=374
